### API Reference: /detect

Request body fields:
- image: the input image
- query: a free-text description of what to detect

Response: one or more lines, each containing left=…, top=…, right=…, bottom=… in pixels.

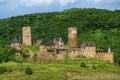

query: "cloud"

left=87, top=0, right=102, bottom=3
left=87, top=0, right=120, bottom=4
left=0, top=0, right=8, bottom=4
left=0, top=0, right=5, bottom=2
left=19, top=0, right=77, bottom=7
left=0, top=0, right=78, bottom=12
left=0, top=0, right=78, bottom=8
left=59, top=0, right=77, bottom=6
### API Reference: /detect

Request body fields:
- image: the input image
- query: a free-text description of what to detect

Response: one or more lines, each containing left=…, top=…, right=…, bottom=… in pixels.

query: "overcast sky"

left=0, top=0, right=120, bottom=19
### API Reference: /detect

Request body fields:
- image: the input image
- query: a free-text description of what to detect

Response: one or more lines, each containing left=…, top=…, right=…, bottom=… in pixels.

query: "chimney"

left=108, top=47, right=111, bottom=53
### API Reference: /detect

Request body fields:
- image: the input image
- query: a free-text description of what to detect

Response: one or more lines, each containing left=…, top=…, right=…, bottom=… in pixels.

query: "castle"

left=10, top=27, right=114, bottom=62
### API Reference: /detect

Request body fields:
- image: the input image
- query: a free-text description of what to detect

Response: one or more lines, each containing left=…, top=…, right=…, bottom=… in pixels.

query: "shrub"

left=22, top=53, right=28, bottom=58
left=92, top=64, right=97, bottom=69
left=64, top=52, right=70, bottom=64
left=14, top=54, right=23, bottom=63
left=80, top=62, right=86, bottom=68
left=7, top=68, right=13, bottom=73
left=0, top=52, right=4, bottom=63
left=25, top=67, right=33, bottom=75
left=97, top=64, right=106, bottom=69
left=37, top=54, right=56, bottom=64
left=33, top=54, right=37, bottom=63
left=4, top=58, right=9, bottom=62
left=0, top=67, right=7, bottom=74
left=0, top=59, right=2, bottom=63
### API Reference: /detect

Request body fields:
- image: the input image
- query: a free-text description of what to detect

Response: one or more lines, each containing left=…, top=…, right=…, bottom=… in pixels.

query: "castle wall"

left=22, top=27, right=32, bottom=45
left=96, top=52, right=114, bottom=62
left=69, top=49, right=80, bottom=59
left=10, top=43, right=21, bottom=50
left=81, top=47, right=96, bottom=58
left=68, top=27, right=78, bottom=48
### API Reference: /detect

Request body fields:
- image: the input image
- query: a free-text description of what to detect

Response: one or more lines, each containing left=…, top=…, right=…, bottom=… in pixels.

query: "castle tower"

left=22, top=27, right=32, bottom=45
left=68, top=27, right=78, bottom=48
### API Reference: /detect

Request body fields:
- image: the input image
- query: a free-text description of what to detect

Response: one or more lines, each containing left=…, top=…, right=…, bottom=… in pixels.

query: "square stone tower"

left=22, top=27, right=32, bottom=45
left=68, top=27, right=78, bottom=48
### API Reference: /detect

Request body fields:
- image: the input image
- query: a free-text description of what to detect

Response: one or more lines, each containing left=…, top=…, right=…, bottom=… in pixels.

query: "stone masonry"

left=22, top=27, right=32, bottom=45
left=68, top=27, right=78, bottom=48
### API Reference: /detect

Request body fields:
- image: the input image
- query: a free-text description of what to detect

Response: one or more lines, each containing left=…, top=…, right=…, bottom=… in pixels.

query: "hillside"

left=0, top=57, right=120, bottom=80
left=0, top=8, right=120, bottom=61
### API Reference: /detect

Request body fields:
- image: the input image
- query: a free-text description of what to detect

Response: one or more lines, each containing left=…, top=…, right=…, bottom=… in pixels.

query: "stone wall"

left=22, top=27, right=32, bottom=45
left=69, top=49, right=80, bottom=59
left=10, top=43, right=21, bottom=50
left=79, top=47, right=114, bottom=62
left=96, top=52, right=114, bottom=62
left=81, top=47, right=96, bottom=58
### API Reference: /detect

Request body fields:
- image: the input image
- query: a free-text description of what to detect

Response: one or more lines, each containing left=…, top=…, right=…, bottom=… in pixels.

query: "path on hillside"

left=72, top=74, right=120, bottom=79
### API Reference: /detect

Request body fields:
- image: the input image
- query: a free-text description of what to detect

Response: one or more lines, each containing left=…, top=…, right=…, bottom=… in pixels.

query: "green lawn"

left=0, top=57, right=120, bottom=80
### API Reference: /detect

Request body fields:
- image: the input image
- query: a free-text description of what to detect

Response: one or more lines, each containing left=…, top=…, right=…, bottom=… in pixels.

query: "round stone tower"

left=22, top=27, right=32, bottom=45
left=68, top=27, right=78, bottom=48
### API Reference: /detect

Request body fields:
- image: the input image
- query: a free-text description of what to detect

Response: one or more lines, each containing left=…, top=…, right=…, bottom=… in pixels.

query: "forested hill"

left=0, top=8, right=120, bottom=61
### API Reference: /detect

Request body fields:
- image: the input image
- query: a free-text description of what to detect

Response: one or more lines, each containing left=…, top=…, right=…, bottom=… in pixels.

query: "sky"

left=0, top=0, right=120, bottom=19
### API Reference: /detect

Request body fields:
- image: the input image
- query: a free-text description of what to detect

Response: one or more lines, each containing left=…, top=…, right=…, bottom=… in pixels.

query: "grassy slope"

left=0, top=57, right=120, bottom=80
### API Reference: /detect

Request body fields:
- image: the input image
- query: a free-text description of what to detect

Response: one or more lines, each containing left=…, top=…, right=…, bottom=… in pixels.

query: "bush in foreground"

left=80, top=62, right=87, bottom=68
left=25, top=67, right=33, bottom=75
left=0, top=67, right=7, bottom=74
left=92, top=64, right=97, bottom=69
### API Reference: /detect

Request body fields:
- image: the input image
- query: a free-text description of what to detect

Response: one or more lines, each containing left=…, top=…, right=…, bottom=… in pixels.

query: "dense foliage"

left=25, top=67, right=33, bottom=75
left=80, top=61, right=87, bottom=68
left=0, top=67, right=7, bottom=74
left=0, top=8, right=120, bottom=61
left=0, top=47, right=25, bottom=63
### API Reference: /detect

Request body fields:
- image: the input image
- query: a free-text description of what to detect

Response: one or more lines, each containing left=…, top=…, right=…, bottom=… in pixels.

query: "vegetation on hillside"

left=0, top=8, right=120, bottom=61
left=0, top=57, right=120, bottom=80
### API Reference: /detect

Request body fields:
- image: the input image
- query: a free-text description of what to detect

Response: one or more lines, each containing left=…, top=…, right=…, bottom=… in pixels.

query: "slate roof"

left=40, top=40, right=54, bottom=46
left=10, top=37, right=20, bottom=44
left=97, top=48, right=112, bottom=53
left=81, top=42, right=95, bottom=48
left=55, top=37, right=62, bottom=42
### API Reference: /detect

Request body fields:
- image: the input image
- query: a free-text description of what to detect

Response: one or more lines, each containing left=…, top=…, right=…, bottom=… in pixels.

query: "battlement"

left=22, top=27, right=31, bottom=32
left=68, top=27, right=77, bottom=30
left=22, top=27, right=31, bottom=29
